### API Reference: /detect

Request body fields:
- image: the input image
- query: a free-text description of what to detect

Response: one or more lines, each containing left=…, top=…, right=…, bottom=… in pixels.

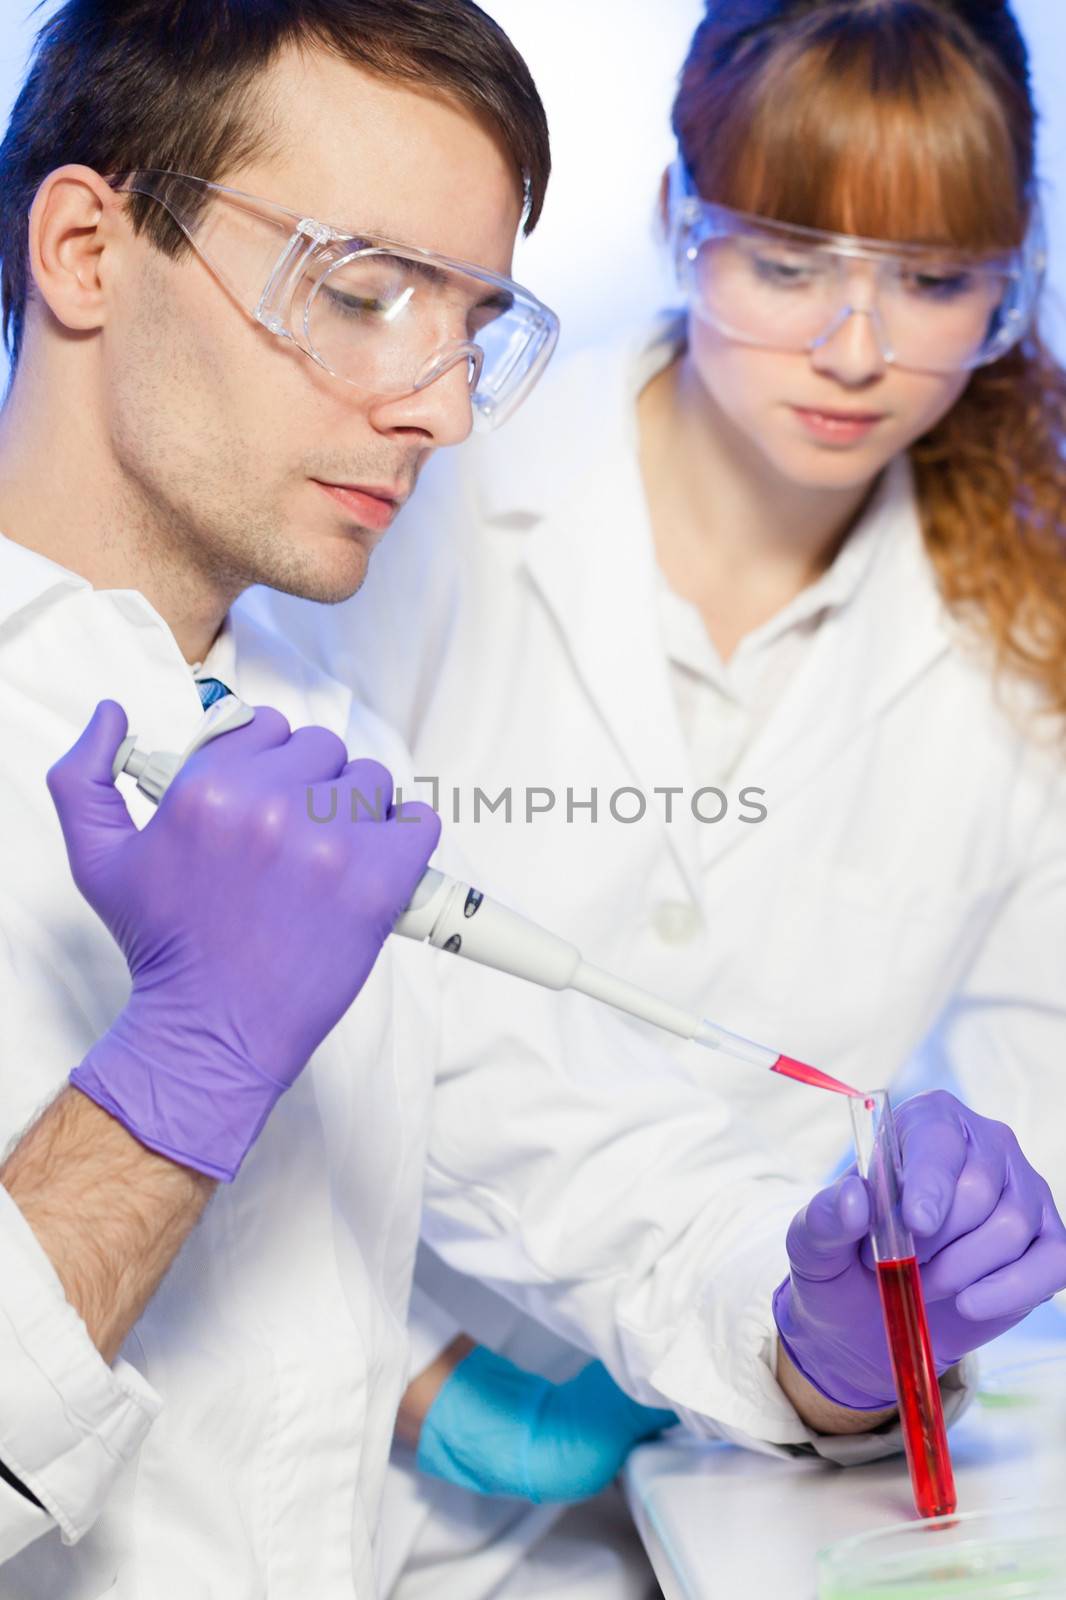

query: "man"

left=0, top=4, right=1063, bottom=1598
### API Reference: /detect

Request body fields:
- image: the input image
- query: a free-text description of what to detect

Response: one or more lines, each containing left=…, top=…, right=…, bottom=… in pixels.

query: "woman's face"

left=687, top=303, right=971, bottom=492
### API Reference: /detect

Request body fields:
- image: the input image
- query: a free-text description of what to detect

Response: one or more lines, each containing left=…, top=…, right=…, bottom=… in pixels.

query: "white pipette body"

left=394, top=866, right=754, bottom=1049
left=110, top=699, right=781, bottom=1074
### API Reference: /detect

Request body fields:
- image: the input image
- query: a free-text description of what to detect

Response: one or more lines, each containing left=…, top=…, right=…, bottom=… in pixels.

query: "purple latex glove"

left=47, top=699, right=440, bottom=1181
left=773, top=1090, right=1066, bottom=1410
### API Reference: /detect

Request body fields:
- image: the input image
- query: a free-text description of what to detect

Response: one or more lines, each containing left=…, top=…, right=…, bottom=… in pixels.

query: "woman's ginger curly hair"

left=675, top=0, right=1066, bottom=716
left=912, top=335, right=1066, bottom=714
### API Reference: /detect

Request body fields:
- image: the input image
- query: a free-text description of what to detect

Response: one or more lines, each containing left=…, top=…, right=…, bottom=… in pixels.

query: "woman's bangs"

left=702, top=33, right=1027, bottom=255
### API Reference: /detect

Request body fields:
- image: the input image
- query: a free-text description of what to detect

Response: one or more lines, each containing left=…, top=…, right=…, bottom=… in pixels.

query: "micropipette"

left=850, top=1091, right=957, bottom=1520
left=112, top=696, right=857, bottom=1097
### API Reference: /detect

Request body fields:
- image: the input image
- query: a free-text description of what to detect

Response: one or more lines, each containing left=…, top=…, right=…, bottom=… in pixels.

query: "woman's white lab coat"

left=257, top=318, right=1066, bottom=1598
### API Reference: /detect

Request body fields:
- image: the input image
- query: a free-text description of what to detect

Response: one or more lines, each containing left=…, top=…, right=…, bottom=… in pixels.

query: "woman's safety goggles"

left=667, top=160, right=1046, bottom=375
left=110, top=170, right=560, bottom=431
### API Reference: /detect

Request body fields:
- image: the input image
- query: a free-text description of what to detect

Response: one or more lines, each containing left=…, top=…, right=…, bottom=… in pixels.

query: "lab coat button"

left=652, top=900, right=702, bottom=944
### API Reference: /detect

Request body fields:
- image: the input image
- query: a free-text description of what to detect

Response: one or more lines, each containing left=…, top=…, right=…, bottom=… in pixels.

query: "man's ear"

left=26, top=164, right=126, bottom=340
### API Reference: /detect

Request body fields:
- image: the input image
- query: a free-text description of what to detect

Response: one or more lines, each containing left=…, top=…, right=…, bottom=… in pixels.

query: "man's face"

left=105, top=49, right=525, bottom=604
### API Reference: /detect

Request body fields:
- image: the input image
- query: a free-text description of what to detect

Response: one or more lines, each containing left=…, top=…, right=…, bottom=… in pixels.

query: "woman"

left=256, top=1, right=1066, bottom=1594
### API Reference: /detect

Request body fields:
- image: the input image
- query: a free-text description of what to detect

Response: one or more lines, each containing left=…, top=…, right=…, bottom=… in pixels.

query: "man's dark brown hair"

left=0, top=0, right=551, bottom=364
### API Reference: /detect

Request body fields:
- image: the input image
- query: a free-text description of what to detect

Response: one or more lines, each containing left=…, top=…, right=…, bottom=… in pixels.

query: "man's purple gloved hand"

left=47, top=699, right=441, bottom=1182
left=773, top=1091, right=1066, bottom=1411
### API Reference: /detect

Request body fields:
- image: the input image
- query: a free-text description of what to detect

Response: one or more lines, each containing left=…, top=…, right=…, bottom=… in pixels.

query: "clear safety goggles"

left=109, top=169, right=560, bottom=431
left=667, top=160, right=1046, bottom=374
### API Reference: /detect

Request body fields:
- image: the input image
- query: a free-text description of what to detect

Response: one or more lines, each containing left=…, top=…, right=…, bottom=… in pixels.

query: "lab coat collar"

left=507, top=327, right=706, bottom=897
left=477, top=320, right=663, bottom=525
left=758, top=473, right=886, bottom=634
left=484, top=321, right=954, bottom=891
left=685, top=447, right=949, bottom=869
left=0, top=531, right=91, bottom=632
left=662, top=469, right=891, bottom=685
left=0, top=529, right=240, bottom=710
left=737, top=451, right=948, bottom=777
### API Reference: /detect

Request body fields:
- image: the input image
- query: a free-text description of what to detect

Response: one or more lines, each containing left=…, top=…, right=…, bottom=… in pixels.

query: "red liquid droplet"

left=876, top=1256, right=957, bottom=1520
left=771, top=1055, right=862, bottom=1097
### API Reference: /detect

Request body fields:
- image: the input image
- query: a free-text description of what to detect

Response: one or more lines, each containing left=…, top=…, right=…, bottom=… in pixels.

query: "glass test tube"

left=850, top=1090, right=957, bottom=1520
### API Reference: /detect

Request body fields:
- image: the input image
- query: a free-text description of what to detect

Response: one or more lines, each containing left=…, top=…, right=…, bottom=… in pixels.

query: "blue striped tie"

left=196, top=676, right=233, bottom=711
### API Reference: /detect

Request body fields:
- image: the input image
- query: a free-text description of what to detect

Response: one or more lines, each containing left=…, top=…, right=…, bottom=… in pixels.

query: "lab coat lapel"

left=519, top=448, right=706, bottom=900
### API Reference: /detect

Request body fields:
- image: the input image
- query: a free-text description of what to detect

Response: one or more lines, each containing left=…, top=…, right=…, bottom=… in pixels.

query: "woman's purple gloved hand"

left=47, top=699, right=441, bottom=1182
left=773, top=1090, right=1066, bottom=1411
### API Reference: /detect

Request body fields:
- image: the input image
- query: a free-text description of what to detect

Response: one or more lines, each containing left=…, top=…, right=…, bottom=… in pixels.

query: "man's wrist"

left=1, top=1087, right=215, bottom=1363
left=775, top=1342, right=897, bottom=1435
left=71, top=1012, right=280, bottom=1183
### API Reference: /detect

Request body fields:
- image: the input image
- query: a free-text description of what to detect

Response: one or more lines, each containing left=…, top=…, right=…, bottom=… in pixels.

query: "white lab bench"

left=624, top=1305, right=1066, bottom=1600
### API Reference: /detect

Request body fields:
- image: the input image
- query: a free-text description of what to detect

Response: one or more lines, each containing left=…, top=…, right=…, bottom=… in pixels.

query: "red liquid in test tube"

left=851, top=1092, right=958, bottom=1521
left=876, top=1255, right=957, bottom=1518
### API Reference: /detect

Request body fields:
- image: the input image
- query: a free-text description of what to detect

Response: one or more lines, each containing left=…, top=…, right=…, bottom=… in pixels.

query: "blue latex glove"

left=416, top=1345, right=678, bottom=1502
left=47, top=700, right=440, bottom=1182
left=774, top=1091, right=1066, bottom=1410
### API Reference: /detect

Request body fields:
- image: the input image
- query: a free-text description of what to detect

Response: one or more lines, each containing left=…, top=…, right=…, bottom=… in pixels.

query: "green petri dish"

left=817, top=1506, right=1066, bottom=1600
left=977, top=1356, right=1066, bottom=1414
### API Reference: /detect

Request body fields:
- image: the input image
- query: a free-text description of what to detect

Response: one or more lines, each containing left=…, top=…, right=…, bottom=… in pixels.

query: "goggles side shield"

left=110, top=170, right=560, bottom=430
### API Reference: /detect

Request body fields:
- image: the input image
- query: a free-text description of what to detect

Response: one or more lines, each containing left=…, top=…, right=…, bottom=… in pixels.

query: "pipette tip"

left=772, top=1055, right=862, bottom=1098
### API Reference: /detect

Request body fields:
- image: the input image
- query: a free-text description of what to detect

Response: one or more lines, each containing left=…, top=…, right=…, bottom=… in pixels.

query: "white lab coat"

left=0, top=543, right=442, bottom=1598
left=257, top=317, right=1066, bottom=1599
left=0, top=529, right=882, bottom=1598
